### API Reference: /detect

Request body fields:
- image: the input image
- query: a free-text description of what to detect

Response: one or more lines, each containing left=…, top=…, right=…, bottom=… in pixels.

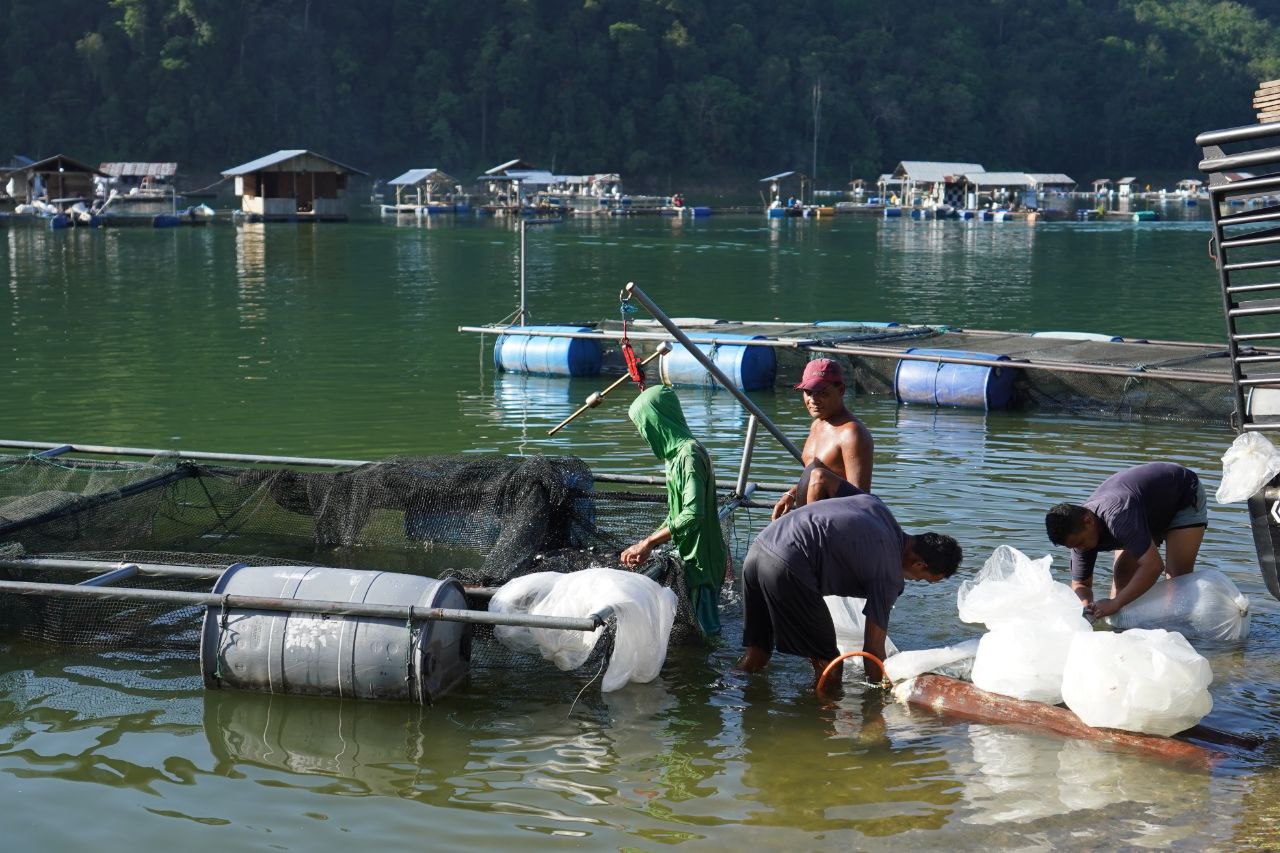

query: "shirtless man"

left=772, top=358, right=874, bottom=519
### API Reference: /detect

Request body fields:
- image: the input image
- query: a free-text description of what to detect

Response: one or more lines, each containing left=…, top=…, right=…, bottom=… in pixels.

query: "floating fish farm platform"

left=460, top=319, right=1246, bottom=422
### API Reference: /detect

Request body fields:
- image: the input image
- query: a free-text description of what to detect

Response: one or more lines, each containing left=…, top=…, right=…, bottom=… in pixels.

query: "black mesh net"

left=0, top=452, right=729, bottom=673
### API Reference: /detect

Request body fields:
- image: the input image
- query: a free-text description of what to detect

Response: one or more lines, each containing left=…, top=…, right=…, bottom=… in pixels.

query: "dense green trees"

left=2, top=0, right=1277, bottom=187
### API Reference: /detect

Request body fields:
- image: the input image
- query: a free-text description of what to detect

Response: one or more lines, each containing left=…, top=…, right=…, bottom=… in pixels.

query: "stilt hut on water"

left=891, top=161, right=985, bottom=208
left=383, top=168, right=459, bottom=214
left=3, top=154, right=104, bottom=207
left=221, top=150, right=366, bottom=221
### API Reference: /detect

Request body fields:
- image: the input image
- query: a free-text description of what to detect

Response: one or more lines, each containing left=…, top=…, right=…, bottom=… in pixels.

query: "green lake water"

left=2, top=209, right=1279, bottom=849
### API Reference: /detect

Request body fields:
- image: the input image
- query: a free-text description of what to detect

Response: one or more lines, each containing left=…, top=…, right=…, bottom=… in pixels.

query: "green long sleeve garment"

left=628, top=385, right=727, bottom=635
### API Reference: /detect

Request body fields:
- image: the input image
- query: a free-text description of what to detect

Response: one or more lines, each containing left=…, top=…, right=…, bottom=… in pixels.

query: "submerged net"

left=0, top=452, right=725, bottom=671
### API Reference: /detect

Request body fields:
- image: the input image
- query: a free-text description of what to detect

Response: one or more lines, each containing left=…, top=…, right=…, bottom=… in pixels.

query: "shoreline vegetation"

left=3, top=1, right=1279, bottom=189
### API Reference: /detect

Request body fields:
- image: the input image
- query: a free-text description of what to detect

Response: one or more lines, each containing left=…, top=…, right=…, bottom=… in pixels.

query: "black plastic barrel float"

left=894, top=348, right=1016, bottom=410
left=200, top=565, right=470, bottom=704
left=494, top=325, right=604, bottom=377
left=896, top=674, right=1219, bottom=769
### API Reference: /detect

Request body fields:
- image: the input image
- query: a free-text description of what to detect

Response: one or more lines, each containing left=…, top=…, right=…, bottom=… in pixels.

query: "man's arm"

left=621, top=526, right=672, bottom=566
left=1071, top=578, right=1094, bottom=606
left=1090, top=544, right=1163, bottom=618
left=862, top=619, right=888, bottom=683
left=837, top=423, right=873, bottom=493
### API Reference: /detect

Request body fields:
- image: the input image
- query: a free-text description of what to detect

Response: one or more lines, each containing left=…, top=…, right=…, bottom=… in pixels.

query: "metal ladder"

left=1199, top=121, right=1280, bottom=598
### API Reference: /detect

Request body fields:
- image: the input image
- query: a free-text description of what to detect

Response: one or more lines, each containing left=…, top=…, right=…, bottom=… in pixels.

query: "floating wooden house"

left=961, top=171, right=1036, bottom=209
left=3, top=154, right=104, bottom=207
left=221, top=150, right=366, bottom=221
left=892, top=161, right=985, bottom=207
left=383, top=168, right=462, bottom=215
left=1027, top=173, right=1077, bottom=195
left=98, top=162, right=178, bottom=200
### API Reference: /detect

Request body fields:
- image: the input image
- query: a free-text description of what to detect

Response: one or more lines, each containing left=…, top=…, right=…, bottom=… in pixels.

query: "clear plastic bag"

left=489, top=568, right=677, bottom=691
left=1105, top=569, right=1250, bottom=643
left=884, top=638, right=980, bottom=683
left=825, top=596, right=899, bottom=676
left=1061, top=628, right=1213, bottom=736
left=971, top=622, right=1080, bottom=704
left=1216, top=431, right=1280, bottom=503
left=958, top=545, right=1087, bottom=633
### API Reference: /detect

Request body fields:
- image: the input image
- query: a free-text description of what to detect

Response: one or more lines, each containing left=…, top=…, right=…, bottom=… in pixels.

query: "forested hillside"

left=3, top=0, right=1278, bottom=186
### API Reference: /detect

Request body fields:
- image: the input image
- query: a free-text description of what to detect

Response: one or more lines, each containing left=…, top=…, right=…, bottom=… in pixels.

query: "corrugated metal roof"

left=15, top=154, right=105, bottom=176
left=484, top=159, right=536, bottom=175
left=221, top=149, right=367, bottom=177
left=99, top=162, right=178, bottom=178
left=896, top=161, right=985, bottom=183
left=761, top=171, right=797, bottom=182
left=963, top=171, right=1033, bottom=187
left=388, top=168, right=454, bottom=186
left=1027, top=173, right=1075, bottom=186
left=1117, top=176, right=1137, bottom=184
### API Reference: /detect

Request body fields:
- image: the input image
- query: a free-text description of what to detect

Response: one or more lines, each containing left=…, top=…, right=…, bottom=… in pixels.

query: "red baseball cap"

left=794, top=358, right=844, bottom=391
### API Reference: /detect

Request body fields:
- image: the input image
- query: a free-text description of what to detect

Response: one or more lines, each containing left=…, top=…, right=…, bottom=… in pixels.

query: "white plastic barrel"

left=200, top=565, right=470, bottom=704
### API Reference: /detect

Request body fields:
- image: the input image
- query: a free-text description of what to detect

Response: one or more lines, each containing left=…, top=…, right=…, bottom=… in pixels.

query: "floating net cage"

left=0, top=452, right=736, bottom=683
left=834, top=330, right=1235, bottom=422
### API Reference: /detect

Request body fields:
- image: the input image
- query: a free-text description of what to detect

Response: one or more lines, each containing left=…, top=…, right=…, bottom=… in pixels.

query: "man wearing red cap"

left=772, top=358, right=874, bottom=520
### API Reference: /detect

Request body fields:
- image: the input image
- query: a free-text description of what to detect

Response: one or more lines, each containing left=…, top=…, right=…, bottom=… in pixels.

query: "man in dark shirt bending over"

left=737, top=491, right=962, bottom=690
left=1044, top=462, right=1208, bottom=620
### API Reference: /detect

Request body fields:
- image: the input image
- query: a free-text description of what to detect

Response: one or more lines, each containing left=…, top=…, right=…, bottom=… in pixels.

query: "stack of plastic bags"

left=957, top=545, right=1091, bottom=704
left=488, top=568, right=676, bottom=692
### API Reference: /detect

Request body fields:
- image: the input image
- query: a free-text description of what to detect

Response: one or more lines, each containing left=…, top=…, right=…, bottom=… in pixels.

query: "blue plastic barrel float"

left=692, top=206, right=712, bottom=217
left=767, top=207, right=787, bottom=219
left=48, top=214, right=72, bottom=230
left=894, top=347, right=1016, bottom=411
left=494, top=325, right=603, bottom=377
left=883, top=207, right=903, bottom=218
left=659, top=334, right=776, bottom=391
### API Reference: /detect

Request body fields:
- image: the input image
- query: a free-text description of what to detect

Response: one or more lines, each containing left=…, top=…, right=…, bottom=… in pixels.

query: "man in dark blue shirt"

left=737, top=491, right=962, bottom=689
left=1044, top=462, right=1207, bottom=619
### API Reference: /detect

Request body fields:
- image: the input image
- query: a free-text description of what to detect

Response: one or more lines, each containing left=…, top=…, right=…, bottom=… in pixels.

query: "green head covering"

left=628, top=385, right=693, bottom=461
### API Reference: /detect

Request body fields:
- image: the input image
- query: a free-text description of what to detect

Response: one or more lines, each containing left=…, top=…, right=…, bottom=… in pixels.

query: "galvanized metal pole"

left=0, top=578, right=605, bottom=632
left=519, top=218, right=527, bottom=325
left=621, top=282, right=804, bottom=462
left=734, top=414, right=759, bottom=497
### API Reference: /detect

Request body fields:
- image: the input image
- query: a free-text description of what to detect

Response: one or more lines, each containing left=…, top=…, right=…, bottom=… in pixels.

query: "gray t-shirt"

left=754, top=494, right=907, bottom=629
left=1070, top=462, right=1200, bottom=581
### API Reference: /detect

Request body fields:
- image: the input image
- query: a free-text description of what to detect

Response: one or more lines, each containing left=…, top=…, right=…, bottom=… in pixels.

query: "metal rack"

left=1198, top=120, right=1280, bottom=598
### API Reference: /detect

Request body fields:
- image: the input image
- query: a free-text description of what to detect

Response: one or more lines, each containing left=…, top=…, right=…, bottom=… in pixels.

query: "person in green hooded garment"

left=621, top=384, right=727, bottom=636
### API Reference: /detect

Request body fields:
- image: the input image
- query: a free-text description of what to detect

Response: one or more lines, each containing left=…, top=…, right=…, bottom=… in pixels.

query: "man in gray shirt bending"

left=737, top=492, right=962, bottom=689
left=1044, top=462, right=1208, bottom=619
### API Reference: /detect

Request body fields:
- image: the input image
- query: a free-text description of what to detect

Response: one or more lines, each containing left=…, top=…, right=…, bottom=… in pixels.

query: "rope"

left=177, top=176, right=228, bottom=197
left=620, top=300, right=646, bottom=390
left=815, top=650, right=887, bottom=694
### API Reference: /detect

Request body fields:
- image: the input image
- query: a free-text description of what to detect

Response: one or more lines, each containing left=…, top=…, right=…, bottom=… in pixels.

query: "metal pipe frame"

left=0, top=578, right=605, bottom=632
left=621, top=281, right=804, bottom=463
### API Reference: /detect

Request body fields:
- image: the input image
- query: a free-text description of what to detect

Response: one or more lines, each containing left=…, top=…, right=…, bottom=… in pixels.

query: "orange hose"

left=816, top=650, right=887, bottom=694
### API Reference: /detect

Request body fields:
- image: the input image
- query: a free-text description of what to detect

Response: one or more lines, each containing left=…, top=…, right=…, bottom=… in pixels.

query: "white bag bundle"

left=1105, top=569, right=1251, bottom=643
left=883, top=638, right=980, bottom=684
left=957, top=545, right=1086, bottom=632
left=489, top=568, right=677, bottom=691
left=824, top=596, right=899, bottom=675
left=1216, top=431, right=1280, bottom=503
left=960, top=546, right=1091, bottom=703
left=1061, top=628, right=1213, bottom=736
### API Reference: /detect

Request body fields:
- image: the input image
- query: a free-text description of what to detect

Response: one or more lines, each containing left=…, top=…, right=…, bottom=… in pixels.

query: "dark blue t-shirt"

left=754, top=493, right=907, bottom=629
left=1070, top=462, right=1200, bottom=581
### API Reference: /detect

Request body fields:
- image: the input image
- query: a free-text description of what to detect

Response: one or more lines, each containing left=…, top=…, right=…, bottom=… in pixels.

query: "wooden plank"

left=1257, top=85, right=1280, bottom=97
left=1259, top=78, right=1280, bottom=89
left=1254, top=95, right=1280, bottom=108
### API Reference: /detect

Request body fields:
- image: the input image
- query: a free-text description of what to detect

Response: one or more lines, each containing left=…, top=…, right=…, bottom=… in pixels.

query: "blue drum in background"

left=494, top=325, right=603, bottom=377
left=659, top=334, right=776, bottom=391
left=894, top=347, right=1016, bottom=411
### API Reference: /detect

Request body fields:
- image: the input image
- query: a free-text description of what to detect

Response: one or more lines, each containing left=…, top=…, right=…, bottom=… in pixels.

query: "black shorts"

left=741, top=543, right=839, bottom=661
